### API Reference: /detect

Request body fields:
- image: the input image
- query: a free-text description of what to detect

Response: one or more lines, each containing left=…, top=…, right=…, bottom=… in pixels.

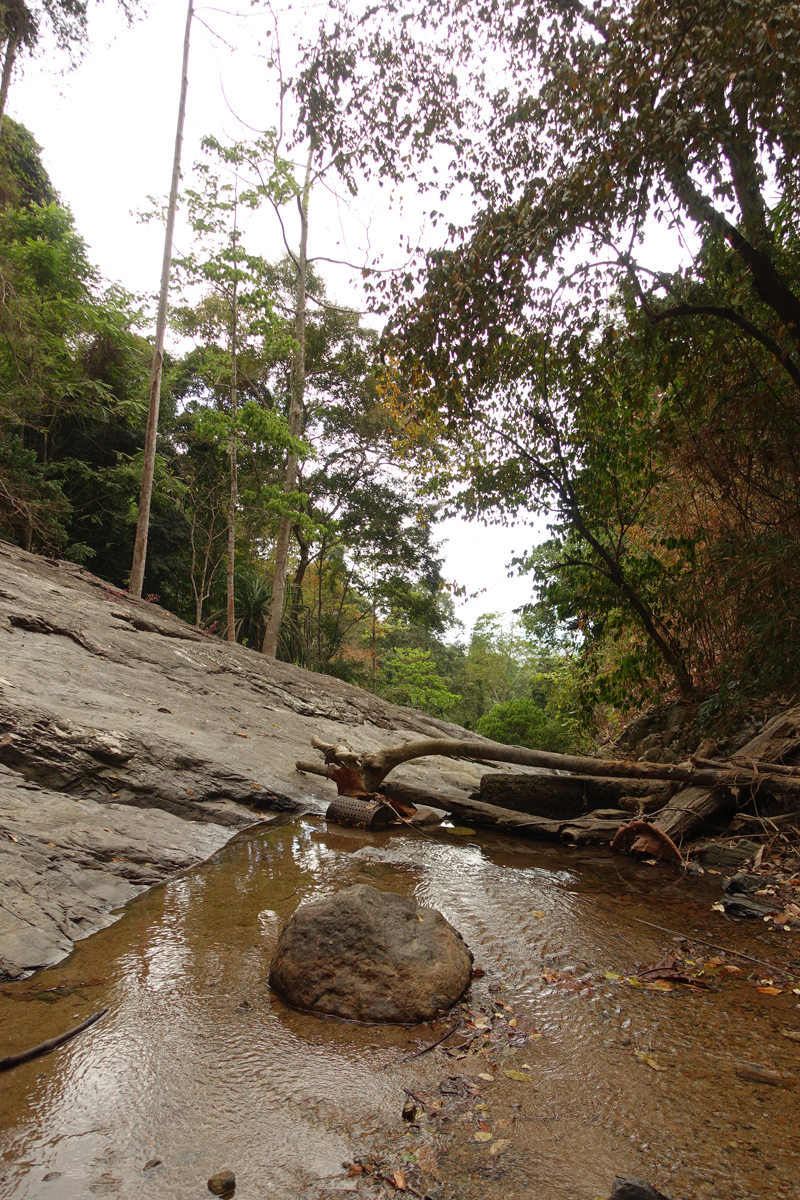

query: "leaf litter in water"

left=634, top=1049, right=666, bottom=1071
left=503, top=1069, right=533, bottom=1082
left=472, top=1131, right=493, bottom=1142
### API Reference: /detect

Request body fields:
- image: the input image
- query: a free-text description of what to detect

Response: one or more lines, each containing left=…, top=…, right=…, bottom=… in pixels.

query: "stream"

left=1, top=816, right=799, bottom=1200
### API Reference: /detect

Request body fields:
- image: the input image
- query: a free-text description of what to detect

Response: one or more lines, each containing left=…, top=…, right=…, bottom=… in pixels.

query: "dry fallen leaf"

left=489, top=1139, right=510, bottom=1157
left=393, top=1167, right=407, bottom=1190
left=634, top=1049, right=666, bottom=1071
left=757, top=986, right=783, bottom=995
left=472, top=1131, right=493, bottom=1143
left=415, top=1145, right=442, bottom=1181
left=503, top=1069, right=533, bottom=1082
left=477, top=1072, right=494, bottom=1081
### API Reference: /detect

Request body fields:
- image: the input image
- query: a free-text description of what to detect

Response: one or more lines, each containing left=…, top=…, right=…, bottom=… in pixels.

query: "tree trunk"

left=287, top=526, right=310, bottom=659
left=129, top=0, right=193, bottom=599
left=262, top=145, right=314, bottom=657
left=305, top=720, right=800, bottom=802
left=0, top=34, right=17, bottom=126
left=654, top=705, right=800, bottom=841
left=379, top=781, right=624, bottom=844
left=226, top=202, right=239, bottom=644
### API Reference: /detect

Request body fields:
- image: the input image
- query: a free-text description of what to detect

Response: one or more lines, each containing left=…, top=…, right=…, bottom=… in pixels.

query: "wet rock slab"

left=0, top=540, right=526, bottom=979
left=268, top=883, right=473, bottom=1023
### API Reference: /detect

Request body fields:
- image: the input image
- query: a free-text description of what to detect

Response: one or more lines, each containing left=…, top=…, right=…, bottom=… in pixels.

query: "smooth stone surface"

left=0, top=539, right=530, bottom=978
left=268, top=883, right=473, bottom=1023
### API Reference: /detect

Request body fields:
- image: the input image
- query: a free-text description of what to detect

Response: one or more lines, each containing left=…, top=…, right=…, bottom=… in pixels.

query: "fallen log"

left=297, top=764, right=625, bottom=843
left=379, top=780, right=627, bottom=845
left=302, top=705, right=800, bottom=848
left=309, top=727, right=800, bottom=800
left=655, top=706, right=800, bottom=841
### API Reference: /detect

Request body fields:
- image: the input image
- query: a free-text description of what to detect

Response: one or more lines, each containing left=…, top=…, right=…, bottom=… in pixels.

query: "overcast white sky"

left=10, top=1, right=687, bottom=636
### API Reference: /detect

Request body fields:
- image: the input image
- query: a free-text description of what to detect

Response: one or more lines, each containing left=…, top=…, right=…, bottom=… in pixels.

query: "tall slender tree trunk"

left=261, top=145, right=314, bottom=657
left=0, top=34, right=18, bottom=127
left=371, top=592, right=377, bottom=694
left=129, top=0, right=193, bottom=599
left=227, top=199, right=239, bottom=643
left=317, top=538, right=325, bottom=663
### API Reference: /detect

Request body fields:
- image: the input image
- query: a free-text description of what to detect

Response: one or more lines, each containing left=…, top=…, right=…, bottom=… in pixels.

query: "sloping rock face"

left=0, top=771, right=234, bottom=974
left=268, top=883, right=473, bottom=1023
left=0, top=541, right=526, bottom=979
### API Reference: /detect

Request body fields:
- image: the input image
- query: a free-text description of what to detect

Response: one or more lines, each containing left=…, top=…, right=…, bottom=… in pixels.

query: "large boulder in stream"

left=268, top=883, right=473, bottom=1023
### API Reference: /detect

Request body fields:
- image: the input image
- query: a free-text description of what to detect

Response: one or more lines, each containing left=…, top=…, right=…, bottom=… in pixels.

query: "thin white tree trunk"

left=262, top=145, right=314, bottom=657
left=226, top=198, right=239, bottom=643
left=130, top=0, right=193, bottom=598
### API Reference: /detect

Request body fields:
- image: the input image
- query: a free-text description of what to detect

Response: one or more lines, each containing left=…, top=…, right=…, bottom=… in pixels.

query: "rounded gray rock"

left=208, top=1170, right=235, bottom=1196
left=268, top=883, right=473, bottom=1023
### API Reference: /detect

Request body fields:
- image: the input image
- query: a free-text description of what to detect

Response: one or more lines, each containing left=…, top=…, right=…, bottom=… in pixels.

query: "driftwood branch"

left=302, top=705, right=800, bottom=847
left=0, top=1008, right=108, bottom=1072
left=306, top=735, right=800, bottom=799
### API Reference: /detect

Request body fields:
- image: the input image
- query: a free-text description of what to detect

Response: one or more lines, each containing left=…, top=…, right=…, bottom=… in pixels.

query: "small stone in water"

left=208, top=1170, right=236, bottom=1196
left=610, top=1177, right=670, bottom=1200
left=42, top=1173, right=62, bottom=1181
left=143, top=1158, right=162, bottom=1171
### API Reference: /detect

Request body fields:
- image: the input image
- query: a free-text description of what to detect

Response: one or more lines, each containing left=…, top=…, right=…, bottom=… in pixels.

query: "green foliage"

left=379, top=647, right=460, bottom=715
left=0, top=129, right=150, bottom=557
left=307, top=0, right=800, bottom=707
left=0, top=119, right=56, bottom=208
left=476, top=698, right=573, bottom=755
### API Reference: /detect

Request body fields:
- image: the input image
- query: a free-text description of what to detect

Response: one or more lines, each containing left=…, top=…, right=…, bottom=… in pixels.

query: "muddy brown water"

left=1, top=816, right=799, bottom=1200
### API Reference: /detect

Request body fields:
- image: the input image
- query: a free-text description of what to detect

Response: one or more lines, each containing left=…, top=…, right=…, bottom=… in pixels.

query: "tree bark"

left=262, top=145, right=314, bottom=657
left=226, top=200, right=239, bottom=643
left=654, top=706, right=800, bottom=841
left=307, top=731, right=800, bottom=799
left=129, top=0, right=193, bottom=599
left=0, top=34, right=17, bottom=127
left=295, top=763, right=628, bottom=844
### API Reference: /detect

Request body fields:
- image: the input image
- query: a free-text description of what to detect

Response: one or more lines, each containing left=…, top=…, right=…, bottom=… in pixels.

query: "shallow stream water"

left=1, top=816, right=799, bottom=1200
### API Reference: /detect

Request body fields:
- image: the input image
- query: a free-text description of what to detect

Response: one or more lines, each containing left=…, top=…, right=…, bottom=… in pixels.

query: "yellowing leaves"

left=472, top=1130, right=493, bottom=1142
left=503, top=1069, right=533, bottom=1082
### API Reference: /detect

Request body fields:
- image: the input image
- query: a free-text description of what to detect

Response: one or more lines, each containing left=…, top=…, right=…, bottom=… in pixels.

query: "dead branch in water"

left=0, top=1008, right=108, bottom=1072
